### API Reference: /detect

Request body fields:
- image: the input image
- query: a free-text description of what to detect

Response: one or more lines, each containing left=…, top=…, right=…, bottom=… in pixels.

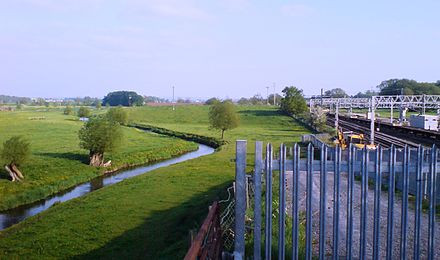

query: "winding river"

left=0, top=144, right=214, bottom=230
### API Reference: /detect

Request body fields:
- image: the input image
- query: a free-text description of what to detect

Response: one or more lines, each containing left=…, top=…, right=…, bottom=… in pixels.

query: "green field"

left=0, top=105, right=310, bottom=259
left=0, top=107, right=197, bottom=210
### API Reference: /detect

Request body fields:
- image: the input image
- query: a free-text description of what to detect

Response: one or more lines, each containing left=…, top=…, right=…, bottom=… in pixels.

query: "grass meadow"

left=0, top=106, right=197, bottom=210
left=0, top=105, right=310, bottom=259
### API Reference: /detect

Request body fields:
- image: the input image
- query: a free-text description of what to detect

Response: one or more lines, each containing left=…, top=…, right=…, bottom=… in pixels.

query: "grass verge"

left=0, top=108, right=197, bottom=210
left=0, top=105, right=310, bottom=258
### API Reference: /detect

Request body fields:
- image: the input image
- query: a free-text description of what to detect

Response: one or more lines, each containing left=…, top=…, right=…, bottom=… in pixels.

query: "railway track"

left=328, top=118, right=420, bottom=148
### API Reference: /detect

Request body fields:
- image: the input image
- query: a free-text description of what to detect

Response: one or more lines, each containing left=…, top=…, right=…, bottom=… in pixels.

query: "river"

left=0, top=144, right=214, bottom=230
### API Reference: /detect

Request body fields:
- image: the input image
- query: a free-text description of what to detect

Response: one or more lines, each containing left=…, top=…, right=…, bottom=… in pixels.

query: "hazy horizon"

left=1, top=1, right=439, bottom=99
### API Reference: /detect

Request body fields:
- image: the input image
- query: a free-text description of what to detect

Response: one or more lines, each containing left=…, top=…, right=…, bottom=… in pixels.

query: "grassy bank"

left=0, top=105, right=310, bottom=258
left=0, top=108, right=197, bottom=210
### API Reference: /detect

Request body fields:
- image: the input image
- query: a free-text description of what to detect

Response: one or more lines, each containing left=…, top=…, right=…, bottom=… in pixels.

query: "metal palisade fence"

left=234, top=140, right=439, bottom=260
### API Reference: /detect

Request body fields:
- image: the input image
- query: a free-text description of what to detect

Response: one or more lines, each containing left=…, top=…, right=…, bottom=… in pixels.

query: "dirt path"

left=285, top=171, right=440, bottom=259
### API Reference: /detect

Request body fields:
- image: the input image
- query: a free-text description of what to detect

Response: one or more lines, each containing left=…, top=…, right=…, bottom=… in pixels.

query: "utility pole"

left=370, top=97, right=376, bottom=145
left=335, top=101, right=339, bottom=130
left=320, top=88, right=324, bottom=107
left=266, top=86, right=270, bottom=105
left=172, top=86, right=175, bottom=111
left=273, top=83, right=276, bottom=106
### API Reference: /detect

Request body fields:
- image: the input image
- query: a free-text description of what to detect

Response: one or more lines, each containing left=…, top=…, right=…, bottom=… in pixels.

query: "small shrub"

left=77, top=107, right=91, bottom=118
left=64, top=105, right=73, bottom=115
left=106, top=106, right=128, bottom=125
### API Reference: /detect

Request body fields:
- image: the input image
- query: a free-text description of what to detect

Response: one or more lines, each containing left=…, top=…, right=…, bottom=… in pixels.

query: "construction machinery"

left=335, top=128, right=376, bottom=149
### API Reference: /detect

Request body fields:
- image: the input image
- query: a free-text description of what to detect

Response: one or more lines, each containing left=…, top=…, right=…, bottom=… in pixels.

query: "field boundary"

left=130, top=123, right=226, bottom=149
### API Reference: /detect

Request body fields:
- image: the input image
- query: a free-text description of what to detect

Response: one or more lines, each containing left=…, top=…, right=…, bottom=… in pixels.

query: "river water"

left=0, top=144, right=214, bottom=230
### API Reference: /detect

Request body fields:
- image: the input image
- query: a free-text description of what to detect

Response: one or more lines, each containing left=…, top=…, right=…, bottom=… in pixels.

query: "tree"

left=205, top=97, right=220, bottom=105
left=95, top=102, right=102, bottom=110
left=1, top=136, right=30, bottom=181
left=78, top=118, right=123, bottom=166
left=324, top=88, right=348, bottom=98
left=16, top=102, right=22, bottom=110
left=237, top=97, right=250, bottom=105
left=377, top=79, right=440, bottom=95
left=249, top=94, right=265, bottom=105
left=102, top=91, right=144, bottom=106
left=208, top=101, right=239, bottom=139
left=77, top=106, right=91, bottom=118
left=268, top=94, right=282, bottom=105
left=310, top=107, right=327, bottom=132
left=353, top=90, right=378, bottom=98
left=106, top=106, right=128, bottom=125
left=64, top=105, right=73, bottom=115
left=280, top=86, right=308, bottom=116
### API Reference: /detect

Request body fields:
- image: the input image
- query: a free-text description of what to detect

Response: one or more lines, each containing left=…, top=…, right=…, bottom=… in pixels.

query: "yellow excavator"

left=335, top=129, right=376, bottom=149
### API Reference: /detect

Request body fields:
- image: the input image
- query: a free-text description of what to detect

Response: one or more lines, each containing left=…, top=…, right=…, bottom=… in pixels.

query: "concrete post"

left=234, top=140, right=247, bottom=258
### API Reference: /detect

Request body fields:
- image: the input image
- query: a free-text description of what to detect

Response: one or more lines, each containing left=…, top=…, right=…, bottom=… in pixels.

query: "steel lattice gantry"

left=308, top=95, right=440, bottom=145
left=309, top=95, right=440, bottom=110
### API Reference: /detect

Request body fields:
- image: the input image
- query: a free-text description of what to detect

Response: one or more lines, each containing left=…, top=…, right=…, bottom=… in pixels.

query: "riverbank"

left=0, top=109, right=198, bottom=211
left=0, top=105, right=311, bottom=258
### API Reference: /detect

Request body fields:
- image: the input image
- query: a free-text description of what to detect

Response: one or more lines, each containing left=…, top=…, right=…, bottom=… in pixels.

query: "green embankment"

left=0, top=107, right=197, bottom=210
left=0, top=105, right=310, bottom=259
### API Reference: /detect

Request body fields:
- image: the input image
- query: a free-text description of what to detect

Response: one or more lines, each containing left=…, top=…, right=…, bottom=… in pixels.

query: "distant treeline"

left=316, top=79, right=440, bottom=99
left=0, top=95, right=101, bottom=106
left=377, top=79, right=440, bottom=95
left=0, top=95, right=31, bottom=104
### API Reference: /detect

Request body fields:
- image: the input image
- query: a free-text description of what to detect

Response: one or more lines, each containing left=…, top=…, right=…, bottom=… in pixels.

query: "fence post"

left=278, top=144, right=286, bottom=260
left=265, top=144, right=273, bottom=260
left=319, top=144, right=327, bottom=260
left=305, top=143, right=314, bottom=260
left=346, top=144, right=354, bottom=260
left=428, top=145, right=437, bottom=260
left=333, top=145, right=341, bottom=259
left=359, top=146, right=368, bottom=259
left=254, top=141, right=263, bottom=260
left=234, top=140, right=247, bottom=258
left=386, top=145, right=396, bottom=260
left=400, top=145, right=409, bottom=259
left=373, top=146, right=383, bottom=259
left=414, top=145, right=423, bottom=260
left=292, top=143, right=300, bottom=260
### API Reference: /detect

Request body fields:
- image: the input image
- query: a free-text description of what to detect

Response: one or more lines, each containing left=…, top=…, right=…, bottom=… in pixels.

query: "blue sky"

left=1, top=0, right=439, bottom=99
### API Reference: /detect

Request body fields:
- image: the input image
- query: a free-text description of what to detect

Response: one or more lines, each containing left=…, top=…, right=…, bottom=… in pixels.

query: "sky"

left=1, top=0, right=439, bottom=99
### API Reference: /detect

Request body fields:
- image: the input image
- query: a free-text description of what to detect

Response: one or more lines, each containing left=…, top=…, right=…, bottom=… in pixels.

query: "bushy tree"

left=353, top=90, right=378, bottom=98
left=205, top=97, right=220, bottom=105
left=95, top=102, right=102, bottom=110
left=208, top=101, right=239, bottom=139
left=280, top=86, right=308, bottom=116
left=324, top=88, right=348, bottom=98
left=106, top=106, right=128, bottom=125
left=78, top=118, right=123, bottom=166
left=249, top=94, right=265, bottom=105
left=237, top=97, right=250, bottom=105
left=377, top=79, right=440, bottom=95
left=268, top=94, right=282, bottom=105
left=77, top=106, right=91, bottom=118
left=310, top=107, right=327, bottom=132
left=64, top=105, right=73, bottom=115
left=1, top=136, right=30, bottom=181
left=102, top=91, right=144, bottom=106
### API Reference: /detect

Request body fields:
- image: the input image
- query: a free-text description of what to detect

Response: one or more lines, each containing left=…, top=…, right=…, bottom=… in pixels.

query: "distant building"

left=409, top=114, right=439, bottom=131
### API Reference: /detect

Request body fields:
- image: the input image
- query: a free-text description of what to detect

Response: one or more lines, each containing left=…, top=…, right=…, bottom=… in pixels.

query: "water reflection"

left=0, top=144, right=214, bottom=230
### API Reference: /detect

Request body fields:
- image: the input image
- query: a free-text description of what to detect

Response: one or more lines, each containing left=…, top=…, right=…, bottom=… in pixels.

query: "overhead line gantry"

left=308, top=95, right=440, bottom=145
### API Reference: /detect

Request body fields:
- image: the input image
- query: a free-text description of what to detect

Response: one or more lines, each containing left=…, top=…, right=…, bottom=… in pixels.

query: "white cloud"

left=129, top=0, right=213, bottom=21
left=281, top=3, right=314, bottom=17
left=16, top=0, right=103, bottom=11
